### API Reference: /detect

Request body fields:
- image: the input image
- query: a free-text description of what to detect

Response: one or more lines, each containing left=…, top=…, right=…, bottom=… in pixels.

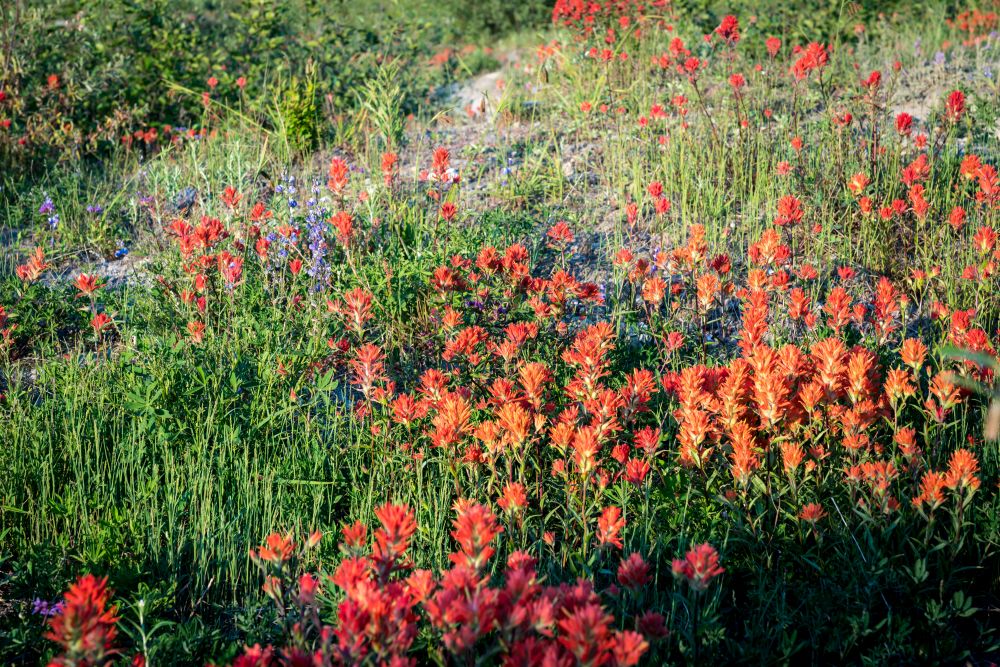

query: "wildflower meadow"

left=2, top=0, right=1000, bottom=664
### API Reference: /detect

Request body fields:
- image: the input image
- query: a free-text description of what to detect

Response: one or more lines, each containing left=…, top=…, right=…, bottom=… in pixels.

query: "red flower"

left=349, top=343, right=387, bottom=398
left=638, top=611, right=669, bottom=640
left=330, top=211, right=354, bottom=247
left=46, top=575, right=120, bottom=666
left=672, top=543, right=724, bottom=591
left=372, top=502, right=418, bottom=569
left=715, top=15, right=740, bottom=44
left=253, top=533, right=295, bottom=565
left=74, top=273, right=104, bottom=297
left=557, top=603, right=615, bottom=664
left=439, top=202, right=458, bottom=221
left=596, top=506, right=625, bottom=549
left=432, top=147, right=450, bottom=181
left=895, top=112, right=913, bottom=135
left=221, top=185, right=242, bottom=209
left=617, top=553, right=651, bottom=590
left=339, top=287, right=373, bottom=335
left=547, top=220, right=575, bottom=248
left=774, top=195, right=804, bottom=226
left=791, top=42, right=828, bottom=79
left=624, top=458, right=651, bottom=485
left=91, top=313, right=113, bottom=335
left=381, top=151, right=398, bottom=187
left=328, top=157, right=350, bottom=194
left=949, top=206, right=967, bottom=231
left=766, top=37, right=781, bottom=58
left=450, top=501, right=502, bottom=570
left=862, top=70, right=881, bottom=92
left=972, top=226, right=997, bottom=254
left=946, top=90, right=965, bottom=122
left=498, top=481, right=528, bottom=514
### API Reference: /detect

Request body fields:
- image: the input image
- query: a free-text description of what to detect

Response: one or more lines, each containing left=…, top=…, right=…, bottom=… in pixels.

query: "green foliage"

left=356, top=61, right=406, bottom=153
left=440, top=0, right=552, bottom=37
left=675, top=0, right=946, bottom=57
left=278, top=75, right=320, bottom=155
left=0, top=0, right=510, bottom=183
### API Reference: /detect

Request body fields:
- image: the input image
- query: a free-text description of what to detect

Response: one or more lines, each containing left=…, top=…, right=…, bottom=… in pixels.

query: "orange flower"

left=546, top=220, right=575, bottom=248
left=571, top=426, right=601, bottom=474
left=799, top=503, right=827, bottom=523
left=328, top=157, right=349, bottom=194
left=641, top=276, right=667, bottom=305
left=73, top=273, right=104, bottom=297
left=16, top=247, right=49, bottom=283
left=696, top=273, right=720, bottom=311
left=926, top=372, right=962, bottom=422
left=848, top=172, right=870, bottom=196
left=823, top=287, right=853, bottom=334
left=728, top=420, right=759, bottom=486
left=811, top=337, right=847, bottom=397
left=380, top=151, right=398, bottom=187
left=912, top=471, right=946, bottom=510
left=253, top=532, right=295, bottom=564
left=944, top=449, right=980, bottom=492
left=788, top=288, right=811, bottom=321
left=845, top=348, right=877, bottom=405
left=894, top=427, right=921, bottom=458
left=330, top=211, right=354, bottom=247
left=186, top=320, right=206, bottom=343
left=900, top=338, right=928, bottom=371
left=517, top=361, right=550, bottom=409
left=884, top=368, right=916, bottom=403
left=495, top=403, right=531, bottom=448
left=677, top=409, right=715, bottom=468
left=739, top=289, right=769, bottom=354
left=430, top=393, right=472, bottom=448
left=780, top=441, right=806, bottom=475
